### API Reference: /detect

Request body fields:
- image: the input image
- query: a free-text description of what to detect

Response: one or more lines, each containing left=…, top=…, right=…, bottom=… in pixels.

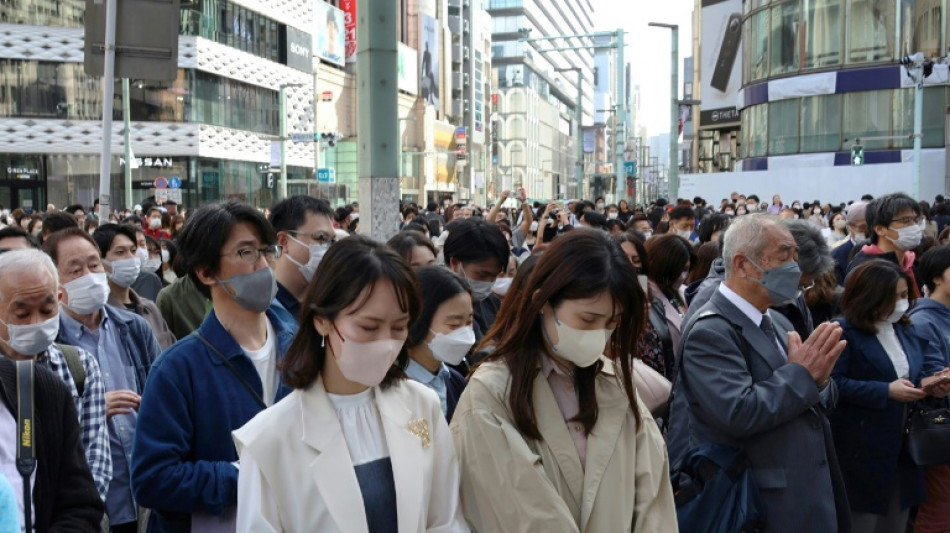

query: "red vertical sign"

left=340, top=0, right=357, bottom=63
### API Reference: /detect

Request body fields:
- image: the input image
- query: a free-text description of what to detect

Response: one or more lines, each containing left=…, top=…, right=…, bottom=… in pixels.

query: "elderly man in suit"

left=668, top=214, right=851, bottom=533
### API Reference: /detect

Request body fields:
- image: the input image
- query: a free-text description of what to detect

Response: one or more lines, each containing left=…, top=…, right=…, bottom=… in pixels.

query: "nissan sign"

left=280, top=25, right=313, bottom=73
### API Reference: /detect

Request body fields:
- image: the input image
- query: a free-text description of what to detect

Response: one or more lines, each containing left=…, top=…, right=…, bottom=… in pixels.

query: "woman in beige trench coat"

left=450, top=231, right=677, bottom=532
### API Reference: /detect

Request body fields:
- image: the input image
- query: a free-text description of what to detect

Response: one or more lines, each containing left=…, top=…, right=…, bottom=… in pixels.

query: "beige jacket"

left=450, top=360, right=677, bottom=533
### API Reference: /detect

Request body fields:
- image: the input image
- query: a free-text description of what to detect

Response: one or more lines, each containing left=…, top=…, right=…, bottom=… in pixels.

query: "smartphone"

left=922, top=375, right=950, bottom=395
left=711, top=13, right=742, bottom=93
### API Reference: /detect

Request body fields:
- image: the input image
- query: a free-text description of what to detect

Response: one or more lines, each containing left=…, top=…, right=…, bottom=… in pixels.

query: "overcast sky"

left=593, top=0, right=694, bottom=139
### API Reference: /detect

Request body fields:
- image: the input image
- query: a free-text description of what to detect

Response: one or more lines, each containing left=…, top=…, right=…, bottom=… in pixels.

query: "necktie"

left=760, top=314, right=776, bottom=342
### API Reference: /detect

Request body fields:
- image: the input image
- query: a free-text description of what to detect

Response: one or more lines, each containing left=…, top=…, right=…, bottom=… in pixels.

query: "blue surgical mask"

left=746, top=257, right=802, bottom=305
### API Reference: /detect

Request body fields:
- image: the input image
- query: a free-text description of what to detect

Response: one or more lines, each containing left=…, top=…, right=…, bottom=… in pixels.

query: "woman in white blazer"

left=233, top=236, right=469, bottom=533
left=450, top=231, right=677, bottom=532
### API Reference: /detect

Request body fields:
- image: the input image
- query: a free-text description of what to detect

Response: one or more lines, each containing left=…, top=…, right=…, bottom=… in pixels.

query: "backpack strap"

left=56, top=343, right=86, bottom=398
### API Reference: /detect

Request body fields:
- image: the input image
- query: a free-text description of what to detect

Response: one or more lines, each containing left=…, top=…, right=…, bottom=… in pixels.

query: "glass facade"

left=741, top=0, right=948, bottom=83
left=741, top=87, right=946, bottom=157
left=180, top=0, right=281, bottom=63
left=0, top=0, right=84, bottom=27
left=0, top=62, right=280, bottom=134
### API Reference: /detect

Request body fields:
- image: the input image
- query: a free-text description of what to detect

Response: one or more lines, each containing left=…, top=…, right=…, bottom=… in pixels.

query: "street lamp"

left=648, top=22, right=679, bottom=201
left=555, top=66, right=583, bottom=201
left=278, top=82, right=307, bottom=200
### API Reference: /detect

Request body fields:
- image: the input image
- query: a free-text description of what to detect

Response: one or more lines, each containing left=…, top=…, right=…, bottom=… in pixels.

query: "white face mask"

left=149, top=218, right=162, bottom=230
left=458, top=265, right=494, bottom=302
left=725, top=210, right=735, bottom=216
left=886, top=298, right=910, bottom=323
left=544, top=309, right=613, bottom=368
left=161, top=249, right=170, bottom=264
left=814, top=208, right=822, bottom=215
left=888, top=224, right=923, bottom=251
left=135, top=247, right=149, bottom=263
left=676, top=229, right=692, bottom=240
left=607, top=212, right=618, bottom=220
left=596, top=202, right=605, bottom=210
left=142, top=258, right=162, bottom=273
left=105, top=257, right=141, bottom=288
left=492, top=277, right=513, bottom=297
left=0, top=315, right=60, bottom=356
left=63, top=272, right=110, bottom=314
left=427, top=326, right=475, bottom=365
left=287, top=234, right=330, bottom=283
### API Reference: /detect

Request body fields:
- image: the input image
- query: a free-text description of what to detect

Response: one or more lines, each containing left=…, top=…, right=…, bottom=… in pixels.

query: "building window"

left=800, top=94, right=842, bottom=152
left=803, top=0, right=842, bottom=69
left=769, top=99, right=800, bottom=154
left=0, top=0, right=84, bottom=27
left=770, top=1, right=801, bottom=76
left=892, top=86, right=945, bottom=148
left=846, top=0, right=895, bottom=64
left=745, top=9, right=770, bottom=83
left=747, top=104, right=769, bottom=157
left=843, top=89, right=893, bottom=149
left=180, top=0, right=282, bottom=63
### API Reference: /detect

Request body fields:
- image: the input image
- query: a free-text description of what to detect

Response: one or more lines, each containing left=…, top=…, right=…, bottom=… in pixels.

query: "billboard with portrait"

left=700, top=0, right=743, bottom=128
left=315, top=1, right=345, bottom=66
left=420, top=15, right=439, bottom=107
left=398, top=43, right=419, bottom=95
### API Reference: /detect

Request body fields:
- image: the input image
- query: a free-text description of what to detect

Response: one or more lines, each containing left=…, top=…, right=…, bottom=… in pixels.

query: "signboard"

left=340, top=0, right=357, bottom=63
left=281, top=25, right=313, bottom=73
left=166, top=189, right=182, bottom=203
left=699, top=0, right=742, bottom=128
left=420, top=15, right=439, bottom=107
left=454, top=127, right=467, bottom=143
left=154, top=176, right=168, bottom=189
left=315, top=2, right=345, bottom=66
left=624, top=161, right=636, bottom=176
left=317, top=168, right=336, bottom=183
left=168, top=176, right=181, bottom=188
left=291, top=132, right=316, bottom=143
left=398, top=43, right=419, bottom=95
left=84, top=0, right=180, bottom=80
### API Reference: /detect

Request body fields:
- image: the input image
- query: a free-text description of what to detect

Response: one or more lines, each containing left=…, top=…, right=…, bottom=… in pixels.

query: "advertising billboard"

left=700, top=0, right=742, bottom=128
left=340, top=0, right=357, bottom=63
left=315, top=1, right=345, bottom=66
left=280, top=25, right=312, bottom=73
left=398, top=43, right=419, bottom=95
left=420, top=15, right=439, bottom=107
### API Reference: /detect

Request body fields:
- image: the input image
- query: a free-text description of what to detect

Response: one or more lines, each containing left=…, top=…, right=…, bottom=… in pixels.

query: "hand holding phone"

left=922, top=375, right=950, bottom=396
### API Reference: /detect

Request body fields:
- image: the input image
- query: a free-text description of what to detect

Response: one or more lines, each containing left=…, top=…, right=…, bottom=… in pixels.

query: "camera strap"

left=15, top=360, right=36, bottom=532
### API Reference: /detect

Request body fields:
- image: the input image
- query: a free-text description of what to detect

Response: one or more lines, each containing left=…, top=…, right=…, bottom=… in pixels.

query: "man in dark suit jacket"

left=832, top=201, right=869, bottom=285
left=668, top=214, right=850, bottom=533
left=0, top=358, right=104, bottom=531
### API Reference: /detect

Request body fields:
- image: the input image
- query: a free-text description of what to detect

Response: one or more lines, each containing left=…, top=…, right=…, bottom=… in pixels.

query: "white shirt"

left=718, top=283, right=786, bottom=356
left=327, top=388, right=389, bottom=466
left=876, top=322, right=910, bottom=379
left=0, top=398, right=34, bottom=532
left=241, top=320, right=277, bottom=407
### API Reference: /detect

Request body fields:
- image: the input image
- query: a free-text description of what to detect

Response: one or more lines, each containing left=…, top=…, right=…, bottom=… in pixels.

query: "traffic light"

left=851, top=145, right=864, bottom=166
left=456, top=147, right=468, bottom=161
left=320, top=132, right=342, bottom=147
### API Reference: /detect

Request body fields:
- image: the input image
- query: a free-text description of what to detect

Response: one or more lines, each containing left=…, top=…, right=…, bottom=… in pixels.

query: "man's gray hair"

left=0, top=249, right=59, bottom=300
left=781, top=219, right=834, bottom=277
left=722, top=214, right=778, bottom=277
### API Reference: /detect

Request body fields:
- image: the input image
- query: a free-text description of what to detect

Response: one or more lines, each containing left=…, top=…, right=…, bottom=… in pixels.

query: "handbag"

left=907, top=398, right=950, bottom=466
left=633, top=358, right=672, bottom=414
left=671, top=444, right=767, bottom=533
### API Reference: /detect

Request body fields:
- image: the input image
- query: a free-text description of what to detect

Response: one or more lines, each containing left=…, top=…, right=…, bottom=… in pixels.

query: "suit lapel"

left=532, top=370, right=585, bottom=511
left=301, top=380, right=370, bottom=533
left=376, top=384, right=424, bottom=533
left=580, top=368, right=627, bottom=531
left=852, top=331, right=899, bottom=380
left=710, top=292, right=787, bottom=372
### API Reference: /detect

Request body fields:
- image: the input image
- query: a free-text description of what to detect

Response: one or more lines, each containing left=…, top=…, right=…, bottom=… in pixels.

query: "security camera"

left=900, top=52, right=924, bottom=65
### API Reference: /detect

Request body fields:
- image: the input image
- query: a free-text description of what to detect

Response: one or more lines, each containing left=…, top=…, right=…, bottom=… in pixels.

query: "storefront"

left=0, top=155, right=46, bottom=212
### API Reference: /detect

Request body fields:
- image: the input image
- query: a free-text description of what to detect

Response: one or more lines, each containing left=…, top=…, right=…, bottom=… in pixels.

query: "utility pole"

left=357, top=0, right=400, bottom=240
left=122, top=78, right=132, bottom=211
left=649, top=22, right=679, bottom=201
left=613, top=28, right=626, bottom=203
left=97, top=0, right=117, bottom=219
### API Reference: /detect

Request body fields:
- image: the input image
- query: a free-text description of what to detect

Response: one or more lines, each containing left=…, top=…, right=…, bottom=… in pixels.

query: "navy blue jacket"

left=908, top=298, right=950, bottom=367
left=444, top=366, right=467, bottom=422
left=829, top=318, right=943, bottom=514
left=131, top=305, right=297, bottom=533
left=831, top=239, right=856, bottom=286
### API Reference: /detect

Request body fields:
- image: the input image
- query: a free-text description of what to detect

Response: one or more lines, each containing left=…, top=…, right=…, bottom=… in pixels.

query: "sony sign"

left=281, top=25, right=313, bottom=74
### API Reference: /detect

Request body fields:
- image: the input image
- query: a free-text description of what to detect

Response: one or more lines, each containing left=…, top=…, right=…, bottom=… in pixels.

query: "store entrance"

left=0, top=155, right=46, bottom=213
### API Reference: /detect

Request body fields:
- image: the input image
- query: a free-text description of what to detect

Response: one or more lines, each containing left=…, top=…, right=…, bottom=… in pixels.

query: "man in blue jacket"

left=44, top=228, right=162, bottom=532
left=131, top=200, right=297, bottom=532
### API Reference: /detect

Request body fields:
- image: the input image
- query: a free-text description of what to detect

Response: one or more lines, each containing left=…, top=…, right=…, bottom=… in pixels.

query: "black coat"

left=0, top=357, right=103, bottom=532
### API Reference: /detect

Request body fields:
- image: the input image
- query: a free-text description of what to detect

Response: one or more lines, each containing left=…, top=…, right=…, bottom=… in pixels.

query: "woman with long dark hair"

left=451, top=231, right=676, bottom=531
left=233, top=236, right=468, bottom=532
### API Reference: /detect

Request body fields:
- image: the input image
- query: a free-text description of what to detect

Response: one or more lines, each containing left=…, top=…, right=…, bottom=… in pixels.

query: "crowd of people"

left=2, top=188, right=950, bottom=532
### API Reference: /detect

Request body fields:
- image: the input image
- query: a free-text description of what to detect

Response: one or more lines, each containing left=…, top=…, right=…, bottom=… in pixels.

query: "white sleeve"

left=426, top=405, right=471, bottom=533
left=235, top=447, right=281, bottom=533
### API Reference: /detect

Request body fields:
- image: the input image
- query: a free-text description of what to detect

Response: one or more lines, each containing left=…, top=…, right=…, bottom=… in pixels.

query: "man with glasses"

left=848, top=193, right=924, bottom=297
left=43, top=228, right=162, bottom=532
left=132, top=201, right=297, bottom=533
left=268, top=196, right=336, bottom=320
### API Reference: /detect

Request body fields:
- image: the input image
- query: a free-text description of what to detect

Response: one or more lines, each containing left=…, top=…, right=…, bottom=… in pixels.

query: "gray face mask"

left=747, top=258, right=802, bottom=305
left=217, top=267, right=278, bottom=313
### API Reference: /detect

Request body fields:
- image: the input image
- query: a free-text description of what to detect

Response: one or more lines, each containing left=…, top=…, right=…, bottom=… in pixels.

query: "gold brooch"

left=408, top=418, right=431, bottom=448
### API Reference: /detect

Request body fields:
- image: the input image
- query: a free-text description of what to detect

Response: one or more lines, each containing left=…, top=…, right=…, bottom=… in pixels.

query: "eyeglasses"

left=891, top=215, right=921, bottom=226
left=287, top=230, right=335, bottom=246
left=222, top=244, right=283, bottom=264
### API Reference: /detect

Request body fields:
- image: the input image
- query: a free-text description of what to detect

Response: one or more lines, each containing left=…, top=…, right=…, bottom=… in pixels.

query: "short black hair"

left=176, top=200, right=277, bottom=299
left=91, top=224, right=139, bottom=257
left=582, top=210, right=607, bottom=228
left=43, top=212, right=79, bottom=236
left=920, top=245, right=950, bottom=293
left=426, top=201, right=439, bottom=212
left=268, top=195, right=334, bottom=233
left=0, top=226, right=37, bottom=249
left=443, top=218, right=509, bottom=272
left=670, top=206, right=695, bottom=222
left=64, top=204, right=85, bottom=215
left=747, top=194, right=760, bottom=203
left=697, top=213, right=730, bottom=244
left=865, top=192, right=922, bottom=244
left=861, top=194, right=874, bottom=201
left=407, top=266, right=471, bottom=348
